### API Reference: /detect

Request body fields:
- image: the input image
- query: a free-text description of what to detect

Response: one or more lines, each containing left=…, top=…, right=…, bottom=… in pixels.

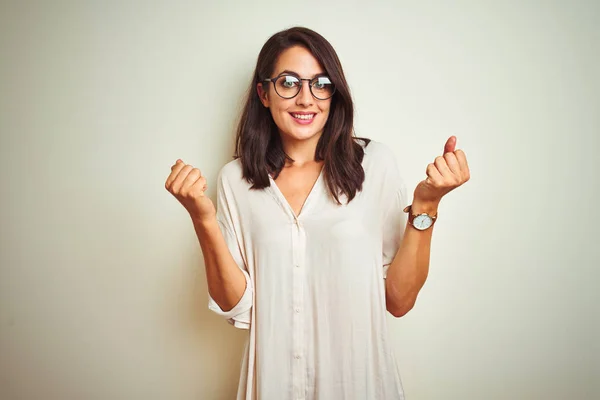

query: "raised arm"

left=165, top=159, right=251, bottom=325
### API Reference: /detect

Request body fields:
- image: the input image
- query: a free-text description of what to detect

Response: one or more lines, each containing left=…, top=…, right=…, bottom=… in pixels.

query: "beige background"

left=1, top=1, right=598, bottom=399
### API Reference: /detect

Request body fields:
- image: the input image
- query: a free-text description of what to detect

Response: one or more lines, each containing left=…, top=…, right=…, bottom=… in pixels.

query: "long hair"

left=234, top=26, right=370, bottom=205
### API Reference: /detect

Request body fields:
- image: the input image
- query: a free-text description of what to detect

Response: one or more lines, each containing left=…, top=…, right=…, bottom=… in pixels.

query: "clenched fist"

left=165, top=159, right=216, bottom=222
left=413, top=136, right=470, bottom=204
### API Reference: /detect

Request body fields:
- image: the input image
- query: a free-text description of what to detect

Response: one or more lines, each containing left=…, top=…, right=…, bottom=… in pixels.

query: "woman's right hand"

left=165, top=159, right=216, bottom=223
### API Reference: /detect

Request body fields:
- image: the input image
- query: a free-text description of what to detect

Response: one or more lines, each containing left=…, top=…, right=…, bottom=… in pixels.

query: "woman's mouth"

left=290, top=112, right=316, bottom=125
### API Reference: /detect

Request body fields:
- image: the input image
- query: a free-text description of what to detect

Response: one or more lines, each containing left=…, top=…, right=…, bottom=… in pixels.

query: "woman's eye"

left=282, top=76, right=299, bottom=88
left=313, top=77, right=331, bottom=90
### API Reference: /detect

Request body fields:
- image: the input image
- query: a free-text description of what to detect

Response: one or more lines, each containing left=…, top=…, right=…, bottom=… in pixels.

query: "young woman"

left=165, top=27, right=470, bottom=400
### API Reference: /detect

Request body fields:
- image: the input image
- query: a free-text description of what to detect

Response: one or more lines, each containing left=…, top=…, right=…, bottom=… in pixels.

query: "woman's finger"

left=433, top=156, right=452, bottom=180
left=171, top=164, right=195, bottom=193
left=426, top=163, right=443, bottom=185
left=455, top=150, right=470, bottom=181
left=181, top=168, right=202, bottom=192
left=443, top=152, right=461, bottom=176
left=165, top=160, right=187, bottom=189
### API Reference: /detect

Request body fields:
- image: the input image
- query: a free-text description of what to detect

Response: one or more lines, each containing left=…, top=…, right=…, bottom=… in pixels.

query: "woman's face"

left=258, top=46, right=332, bottom=144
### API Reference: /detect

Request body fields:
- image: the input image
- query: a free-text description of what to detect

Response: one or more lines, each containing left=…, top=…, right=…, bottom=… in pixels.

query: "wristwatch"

left=403, top=204, right=438, bottom=231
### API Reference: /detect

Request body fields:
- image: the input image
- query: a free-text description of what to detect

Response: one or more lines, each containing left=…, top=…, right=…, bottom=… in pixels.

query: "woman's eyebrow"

left=277, top=69, right=327, bottom=78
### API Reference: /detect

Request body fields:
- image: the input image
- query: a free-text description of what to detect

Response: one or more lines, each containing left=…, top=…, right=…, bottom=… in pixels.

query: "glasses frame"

left=263, top=73, right=336, bottom=100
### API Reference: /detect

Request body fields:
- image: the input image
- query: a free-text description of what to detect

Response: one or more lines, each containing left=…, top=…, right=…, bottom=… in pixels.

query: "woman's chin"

left=283, top=129, right=322, bottom=142
left=281, top=123, right=324, bottom=140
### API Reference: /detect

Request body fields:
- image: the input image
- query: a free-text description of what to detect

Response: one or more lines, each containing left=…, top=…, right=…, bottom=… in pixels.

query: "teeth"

left=292, top=113, right=315, bottom=120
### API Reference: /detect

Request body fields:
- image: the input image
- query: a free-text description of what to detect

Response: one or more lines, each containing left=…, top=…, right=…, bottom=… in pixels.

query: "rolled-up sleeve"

left=207, top=255, right=252, bottom=329
left=207, top=170, right=253, bottom=329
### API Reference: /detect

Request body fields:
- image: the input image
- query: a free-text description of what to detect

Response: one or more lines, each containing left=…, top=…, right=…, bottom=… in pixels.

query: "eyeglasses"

left=263, top=73, right=336, bottom=100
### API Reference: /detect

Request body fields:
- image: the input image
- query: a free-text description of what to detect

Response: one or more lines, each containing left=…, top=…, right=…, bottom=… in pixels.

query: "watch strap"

left=403, top=204, right=438, bottom=227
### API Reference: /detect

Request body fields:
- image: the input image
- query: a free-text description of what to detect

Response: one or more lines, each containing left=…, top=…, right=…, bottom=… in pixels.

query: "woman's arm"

left=165, top=159, right=251, bottom=325
left=193, top=216, right=247, bottom=312
left=385, top=136, right=470, bottom=317
left=384, top=200, right=438, bottom=318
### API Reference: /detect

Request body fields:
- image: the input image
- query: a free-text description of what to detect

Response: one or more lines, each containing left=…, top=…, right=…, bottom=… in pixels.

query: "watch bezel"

left=413, top=214, right=433, bottom=230
left=403, top=204, right=437, bottom=231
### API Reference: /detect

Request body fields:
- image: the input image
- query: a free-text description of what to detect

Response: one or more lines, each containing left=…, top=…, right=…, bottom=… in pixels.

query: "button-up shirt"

left=208, top=140, right=408, bottom=400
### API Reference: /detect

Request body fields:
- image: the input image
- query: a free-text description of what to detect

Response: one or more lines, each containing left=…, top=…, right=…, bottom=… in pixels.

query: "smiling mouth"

left=290, top=113, right=316, bottom=120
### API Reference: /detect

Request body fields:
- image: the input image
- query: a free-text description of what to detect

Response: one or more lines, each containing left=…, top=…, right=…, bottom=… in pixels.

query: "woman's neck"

left=279, top=132, right=322, bottom=166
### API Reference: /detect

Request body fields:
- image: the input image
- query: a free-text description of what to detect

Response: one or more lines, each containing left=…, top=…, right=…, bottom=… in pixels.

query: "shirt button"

left=295, top=308, right=300, bottom=313
left=295, top=354, right=301, bottom=359
left=295, top=264, right=300, bottom=268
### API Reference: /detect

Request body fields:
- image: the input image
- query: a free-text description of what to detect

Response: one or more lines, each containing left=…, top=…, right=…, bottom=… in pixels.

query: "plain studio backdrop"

left=0, top=1, right=598, bottom=399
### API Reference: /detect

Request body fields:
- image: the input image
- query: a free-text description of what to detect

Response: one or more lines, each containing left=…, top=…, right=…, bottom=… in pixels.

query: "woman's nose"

left=295, top=82, right=314, bottom=106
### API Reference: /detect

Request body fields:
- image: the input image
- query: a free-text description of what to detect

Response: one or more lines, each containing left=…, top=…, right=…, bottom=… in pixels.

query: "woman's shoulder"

left=217, top=157, right=245, bottom=188
left=359, top=138, right=406, bottom=195
left=360, top=138, right=398, bottom=168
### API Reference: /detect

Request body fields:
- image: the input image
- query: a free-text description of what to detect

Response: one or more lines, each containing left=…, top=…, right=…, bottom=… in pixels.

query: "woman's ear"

left=257, top=83, right=270, bottom=108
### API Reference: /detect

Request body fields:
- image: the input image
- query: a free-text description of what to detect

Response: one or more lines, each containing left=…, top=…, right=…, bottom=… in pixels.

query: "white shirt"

left=208, top=140, right=408, bottom=400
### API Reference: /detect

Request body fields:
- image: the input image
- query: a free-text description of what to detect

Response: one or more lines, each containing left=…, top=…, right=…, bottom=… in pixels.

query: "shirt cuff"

left=208, top=269, right=253, bottom=329
left=383, top=263, right=391, bottom=279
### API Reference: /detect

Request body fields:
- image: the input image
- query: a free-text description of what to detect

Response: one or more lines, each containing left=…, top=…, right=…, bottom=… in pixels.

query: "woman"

left=165, top=27, right=469, bottom=400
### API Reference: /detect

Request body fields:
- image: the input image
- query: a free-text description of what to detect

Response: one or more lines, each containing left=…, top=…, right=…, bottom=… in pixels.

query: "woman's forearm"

left=192, top=216, right=247, bottom=312
left=385, top=200, right=439, bottom=317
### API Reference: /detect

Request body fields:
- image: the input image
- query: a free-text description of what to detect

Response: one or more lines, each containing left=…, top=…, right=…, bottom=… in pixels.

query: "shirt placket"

left=291, top=216, right=306, bottom=400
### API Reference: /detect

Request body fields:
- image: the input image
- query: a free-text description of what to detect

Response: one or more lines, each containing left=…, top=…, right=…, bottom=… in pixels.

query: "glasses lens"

left=311, top=76, right=335, bottom=100
left=275, top=75, right=300, bottom=98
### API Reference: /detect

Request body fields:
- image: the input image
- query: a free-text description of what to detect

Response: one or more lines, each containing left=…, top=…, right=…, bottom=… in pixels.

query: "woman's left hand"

left=413, top=136, right=470, bottom=205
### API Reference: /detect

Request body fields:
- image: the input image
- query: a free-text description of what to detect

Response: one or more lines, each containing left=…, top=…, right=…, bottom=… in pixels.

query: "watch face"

left=413, top=214, right=433, bottom=230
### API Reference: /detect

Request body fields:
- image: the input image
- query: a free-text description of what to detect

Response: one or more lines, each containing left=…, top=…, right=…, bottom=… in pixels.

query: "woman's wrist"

left=191, top=214, right=218, bottom=230
left=410, top=199, right=440, bottom=215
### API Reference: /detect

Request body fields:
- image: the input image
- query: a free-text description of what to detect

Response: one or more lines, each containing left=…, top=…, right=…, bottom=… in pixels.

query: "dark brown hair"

left=234, top=26, right=370, bottom=204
